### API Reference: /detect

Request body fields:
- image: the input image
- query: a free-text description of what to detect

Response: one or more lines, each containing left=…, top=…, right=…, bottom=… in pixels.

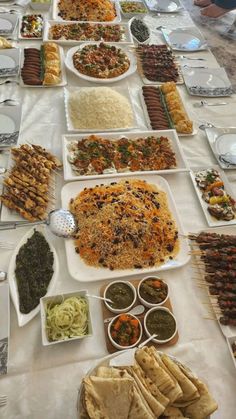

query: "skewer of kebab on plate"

left=189, top=231, right=236, bottom=248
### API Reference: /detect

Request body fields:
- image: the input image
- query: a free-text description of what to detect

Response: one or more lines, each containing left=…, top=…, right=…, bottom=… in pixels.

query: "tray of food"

left=135, top=44, right=183, bottom=85
left=101, top=277, right=178, bottom=353
left=61, top=175, right=190, bottom=282
left=20, top=42, right=67, bottom=87
left=64, top=85, right=138, bottom=132
left=119, top=0, right=148, bottom=18
left=18, top=14, right=44, bottom=40
left=65, top=42, right=136, bottom=83
left=77, top=346, right=218, bottom=418
left=52, top=0, right=121, bottom=23
left=62, top=130, right=189, bottom=181
left=141, top=83, right=195, bottom=136
left=0, top=144, right=62, bottom=222
left=190, top=167, right=236, bottom=226
left=43, top=20, right=133, bottom=45
left=7, top=225, right=59, bottom=327
left=189, top=228, right=236, bottom=337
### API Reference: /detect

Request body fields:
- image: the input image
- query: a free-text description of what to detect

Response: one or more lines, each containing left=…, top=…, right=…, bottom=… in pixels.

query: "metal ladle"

left=0, top=209, right=77, bottom=238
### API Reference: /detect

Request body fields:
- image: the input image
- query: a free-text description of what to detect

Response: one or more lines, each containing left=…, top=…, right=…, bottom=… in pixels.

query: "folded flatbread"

left=183, top=375, right=218, bottom=419
left=162, top=406, right=184, bottom=417
left=83, top=376, right=133, bottom=419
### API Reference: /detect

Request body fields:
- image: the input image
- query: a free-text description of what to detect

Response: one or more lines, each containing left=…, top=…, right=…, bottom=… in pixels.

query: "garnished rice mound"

left=58, top=0, right=116, bottom=22
left=70, top=179, right=179, bottom=270
left=68, top=87, right=134, bottom=130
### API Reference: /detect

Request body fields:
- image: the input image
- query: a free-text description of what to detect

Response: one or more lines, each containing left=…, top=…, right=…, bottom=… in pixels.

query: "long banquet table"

left=0, top=2, right=236, bottom=418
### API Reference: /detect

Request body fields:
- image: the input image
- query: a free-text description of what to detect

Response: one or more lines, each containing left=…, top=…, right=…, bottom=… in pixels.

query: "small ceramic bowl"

left=144, top=306, right=177, bottom=344
left=129, top=17, right=150, bottom=44
left=104, top=280, right=136, bottom=314
left=137, top=276, right=169, bottom=308
left=108, top=313, right=142, bottom=350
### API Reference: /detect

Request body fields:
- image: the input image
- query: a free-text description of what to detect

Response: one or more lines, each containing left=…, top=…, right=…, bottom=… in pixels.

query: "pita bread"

left=162, top=406, right=184, bottom=416
left=183, top=376, right=218, bottom=419
left=135, top=348, right=175, bottom=395
left=83, top=376, right=133, bottom=419
left=128, top=379, right=156, bottom=419
left=96, top=366, right=127, bottom=379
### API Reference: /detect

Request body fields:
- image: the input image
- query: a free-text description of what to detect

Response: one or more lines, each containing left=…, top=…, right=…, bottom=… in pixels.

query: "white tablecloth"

left=0, top=5, right=236, bottom=419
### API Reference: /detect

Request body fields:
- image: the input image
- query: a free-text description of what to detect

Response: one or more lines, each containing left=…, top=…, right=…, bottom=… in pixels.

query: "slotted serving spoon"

left=0, top=209, right=77, bottom=238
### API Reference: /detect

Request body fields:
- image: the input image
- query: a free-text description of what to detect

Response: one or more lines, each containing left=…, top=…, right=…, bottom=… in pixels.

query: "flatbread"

left=135, top=348, right=175, bottom=395
left=162, top=406, right=184, bottom=416
left=96, top=366, right=127, bottom=379
left=83, top=376, right=133, bottom=419
left=161, top=354, right=199, bottom=407
left=128, top=378, right=156, bottom=419
left=183, top=376, right=218, bottom=419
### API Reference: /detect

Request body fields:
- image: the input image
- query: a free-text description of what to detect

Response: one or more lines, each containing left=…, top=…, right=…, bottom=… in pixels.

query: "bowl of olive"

left=137, top=276, right=169, bottom=308
left=104, top=280, right=136, bottom=314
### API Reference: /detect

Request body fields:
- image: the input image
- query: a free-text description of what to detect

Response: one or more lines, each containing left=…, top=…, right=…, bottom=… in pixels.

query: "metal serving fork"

left=0, top=395, right=7, bottom=407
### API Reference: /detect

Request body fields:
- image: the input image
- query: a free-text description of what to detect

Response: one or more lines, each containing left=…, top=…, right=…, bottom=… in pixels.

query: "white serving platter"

left=144, top=0, right=184, bottom=13
left=63, top=84, right=138, bottom=133
left=190, top=166, right=236, bottom=227
left=43, top=20, right=133, bottom=45
left=18, top=14, right=44, bottom=40
left=226, top=336, right=236, bottom=369
left=52, top=0, right=121, bottom=23
left=204, top=126, right=236, bottom=170
left=139, top=88, right=197, bottom=137
left=65, top=43, right=137, bottom=84
left=0, top=104, right=21, bottom=148
left=19, top=44, right=67, bottom=87
left=183, top=67, right=233, bottom=97
left=62, top=129, right=189, bottom=181
left=192, top=225, right=236, bottom=338
left=61, top=174, right=190, bottom=282
left=0, top=48, right=20, bottom=77
left=161, top=27, right=207, bottom=52
left=119, top=0, right=148, bottom=18
left=0, top=13, right=18, bottom=36
left=7, top=225, right=59, bottom=327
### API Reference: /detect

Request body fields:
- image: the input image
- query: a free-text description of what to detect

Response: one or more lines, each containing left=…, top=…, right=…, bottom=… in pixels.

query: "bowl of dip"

left=104, top=280, right=136, bottom=313
left=144, top=307, right=177, bottom=344
left=138, top=276, right=169, bottom=308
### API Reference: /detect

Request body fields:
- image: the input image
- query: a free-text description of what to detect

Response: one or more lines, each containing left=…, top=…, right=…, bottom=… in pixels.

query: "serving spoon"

left=193, top=100, right=228, bottom=108
left=87, top=294, right=113, bottom=304
left=104, top=304, right=145, bottom=324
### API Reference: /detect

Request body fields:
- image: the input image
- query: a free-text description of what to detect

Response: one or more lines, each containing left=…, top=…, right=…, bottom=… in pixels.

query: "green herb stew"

left=140, top=278, right=168, bottom=304
left=106, top=282, right=134, bottom=309
left=15, top=230, right=54, bottom=314
left=146, top=310, right=176, bottom=341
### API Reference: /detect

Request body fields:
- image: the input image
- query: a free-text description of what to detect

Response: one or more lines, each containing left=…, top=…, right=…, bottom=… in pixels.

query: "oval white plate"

left=8, top=225, right=59, bottom=327
left=65, top=43, right=137, bottom=84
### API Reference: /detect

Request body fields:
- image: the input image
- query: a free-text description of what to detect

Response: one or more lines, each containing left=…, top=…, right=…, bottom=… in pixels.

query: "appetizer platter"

left=0, top=48, right=20, bottom=78
left=135, top=44, right=184, bottom=85
left=7, top=225, right=59, bottom=327
left=65, top=42, right=137, bottom=83
left=0, top=13, right=18, bottom=36
left=61, top=175, right=190, bottom=282
left=44, top=20, right=133, bottom=45
left=40, top=290, right=93, bottom=346
left=161, top=27, right=207, bottom=52
left=129, top=17, right=150, bottom=44
left=20, top=42, right=67, bottom=87
left=18, top=14, right=44, bottom=40
left=52, top=0, right=121, bottom=23
left=189, top=228, right=236, bottom=337
left=78, top=346, right=218, bottom=418
left=0, top=144, right=62, bottom=222
left=64, top=85, right=138, bottom=132
left=119, top=0, right=148, bottom=18
left=101, top=278, right=179, bottom=353
left=62, top=130, right=189, bottom=181
left=190, top=167, right=236, bottom=227
left=0, top=104, right=21, bottom=148
left=183, top=67, right=233, bottom=97
left=144, top=0, right=184, bottom=13
left=204, top=126, right=236, bottom=170
left=141, top=83, right=195, bottom=136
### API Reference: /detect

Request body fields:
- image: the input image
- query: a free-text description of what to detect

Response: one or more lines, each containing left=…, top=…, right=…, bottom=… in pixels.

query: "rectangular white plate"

left=191, top=225, right=236, bottom=338
left=62, top=129, right=189, bottom=181
left=161, top=26, right=207, bottom=52
left=183, top=67, right=233, bottom=97
left=52, top=0, right=121, bottom=23
left=43, top=20, right=133, bottom=45
left=0, top=104, right=21, bottom=148
left=144, top=0, right=184, bottom=13
left=190, top=165, right=236, bottom=227
left=139, top=88, right=197, bottom=137
left=0, top=13, right=18, bottom=36
left=204, top=126, right=236, bottom=170
left=64, top=84, right=138, bottom=132
left=61, top=174, right=190, bottom=282
left=119, top=0, right=148, bottom=18
left=0, top=48, right=20, bottom=78
left=19, top=44, right=67, bottom=87
left=18, top=14, right=44, bottom=40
